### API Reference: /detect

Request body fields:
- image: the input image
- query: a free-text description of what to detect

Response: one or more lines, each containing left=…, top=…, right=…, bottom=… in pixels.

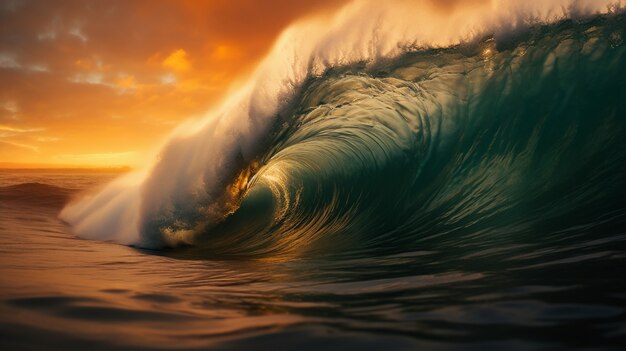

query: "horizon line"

left=0, top=162, right=134, bottom=170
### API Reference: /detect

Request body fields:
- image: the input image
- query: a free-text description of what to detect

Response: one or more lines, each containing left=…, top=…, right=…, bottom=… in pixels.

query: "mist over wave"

left=61, top=0, right=626, bottom=255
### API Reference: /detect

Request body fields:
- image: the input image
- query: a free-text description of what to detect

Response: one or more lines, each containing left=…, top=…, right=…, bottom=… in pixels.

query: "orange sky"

left=0, top=0, right=348, bottom=167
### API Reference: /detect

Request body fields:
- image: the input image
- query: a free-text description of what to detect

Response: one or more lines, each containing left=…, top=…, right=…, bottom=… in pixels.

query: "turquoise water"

left=165, top=15, right=626, bottom=258
left=1, top=14, right=625, bottom=350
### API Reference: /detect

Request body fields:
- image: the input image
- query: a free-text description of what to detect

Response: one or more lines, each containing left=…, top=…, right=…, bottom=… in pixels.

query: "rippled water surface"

left=1, top=170, right=624, bottom=350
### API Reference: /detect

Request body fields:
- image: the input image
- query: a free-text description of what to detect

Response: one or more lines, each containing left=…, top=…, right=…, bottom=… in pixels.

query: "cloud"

left=162, top=49, right=190, bottom=72
left=0, top=53, right=49, bottom=72
left=0, top=140, right=39, bottom=153
left=0, top=53, right=21, bottom=69
left=69, top=72, right=105, bottom=85
left=27, top=63, right=48, bottom=72
left=36, top=136, right=61, bottom=142
left=37, top=30, right=56, bottom=41
left=68, top=26, right=88, bottom=42
left=0, top=125, right=58, bottom=154
left=0, top=100, right=20, bottom=115
left=160, top=73, right=176, bottom=85
left=0, top=124, right=44, bottom=137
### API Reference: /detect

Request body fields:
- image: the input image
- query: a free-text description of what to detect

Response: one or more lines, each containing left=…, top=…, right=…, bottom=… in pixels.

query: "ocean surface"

left=2, top=10, right=626, bottom=351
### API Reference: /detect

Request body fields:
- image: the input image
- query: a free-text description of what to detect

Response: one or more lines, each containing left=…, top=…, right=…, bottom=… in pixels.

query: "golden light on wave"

left=224, top=161, right=261, bottom=212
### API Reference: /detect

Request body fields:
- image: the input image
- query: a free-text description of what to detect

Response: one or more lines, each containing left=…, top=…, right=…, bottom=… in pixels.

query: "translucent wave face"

left=61, top=0, right=623, bottom=249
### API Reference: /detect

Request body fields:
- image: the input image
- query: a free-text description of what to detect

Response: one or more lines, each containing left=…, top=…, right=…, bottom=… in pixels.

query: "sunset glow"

left=0, top=0, right=346, bottom=167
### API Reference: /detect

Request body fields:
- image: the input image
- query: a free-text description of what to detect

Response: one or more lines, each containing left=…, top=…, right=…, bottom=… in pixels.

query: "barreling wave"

left=61, top=0, right=626, bottom=257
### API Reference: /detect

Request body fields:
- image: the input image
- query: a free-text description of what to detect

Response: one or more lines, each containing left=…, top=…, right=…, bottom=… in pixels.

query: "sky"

left=0, top=0, right=348, bottom=167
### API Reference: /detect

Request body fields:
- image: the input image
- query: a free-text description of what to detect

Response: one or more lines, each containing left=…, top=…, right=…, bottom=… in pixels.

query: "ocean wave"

left=61, top=1, right=626, bottom=256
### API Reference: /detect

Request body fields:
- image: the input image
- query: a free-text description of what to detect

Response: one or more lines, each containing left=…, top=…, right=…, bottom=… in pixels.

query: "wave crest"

left=61, top=1, right=626, bottom=255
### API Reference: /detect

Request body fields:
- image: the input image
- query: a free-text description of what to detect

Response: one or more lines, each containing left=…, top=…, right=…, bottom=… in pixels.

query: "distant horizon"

left=0, top=162, right=133, bottom=170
